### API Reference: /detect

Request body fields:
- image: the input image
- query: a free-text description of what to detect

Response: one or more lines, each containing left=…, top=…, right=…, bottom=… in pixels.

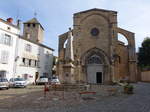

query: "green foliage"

left=138, top=37, right=150, bottom=69
left=124, top=84, right=134, bottom=89
left=124, top=84, right=134, bottom=94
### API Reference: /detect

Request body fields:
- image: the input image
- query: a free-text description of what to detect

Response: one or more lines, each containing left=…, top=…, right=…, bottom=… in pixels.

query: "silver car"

left=9, top=78, right=27, bottom=88
left=36, top=76, right=48, bottom=85
left=0, top=78, right=9, bottom=89
left=51, top=76, right=60, bottom=85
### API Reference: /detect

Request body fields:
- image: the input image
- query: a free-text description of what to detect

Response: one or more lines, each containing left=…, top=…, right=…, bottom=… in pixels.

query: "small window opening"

left=33, top=24, right=36, bottom=27
left=27, top=24, right=30, bottom=27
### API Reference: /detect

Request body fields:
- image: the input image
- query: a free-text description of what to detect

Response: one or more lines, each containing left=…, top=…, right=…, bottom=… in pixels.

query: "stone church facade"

left=57, top=8, right=137, bottom=84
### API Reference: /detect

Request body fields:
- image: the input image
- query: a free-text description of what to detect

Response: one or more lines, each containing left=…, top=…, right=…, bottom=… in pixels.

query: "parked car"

left=36, top=76, right=48, bottom=85
left=51, top=76, right=60, bottom=85
left=9, top=78, right=27, bottom=88
left=0, top=78, right=9, bottom=89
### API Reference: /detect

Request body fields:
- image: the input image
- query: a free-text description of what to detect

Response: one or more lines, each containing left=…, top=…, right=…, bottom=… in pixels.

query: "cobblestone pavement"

left=0, top=85, right=43, bottom=100
left=0, top=82, right=150, bottom=112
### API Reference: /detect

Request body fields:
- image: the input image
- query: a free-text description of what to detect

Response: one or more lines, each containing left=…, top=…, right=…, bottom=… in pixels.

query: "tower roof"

left=24, top=18, right=44, bottom=30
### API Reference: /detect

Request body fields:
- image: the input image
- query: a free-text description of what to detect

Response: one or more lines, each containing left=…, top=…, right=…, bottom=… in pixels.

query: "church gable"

left=73, top=9, right=115, bottom=59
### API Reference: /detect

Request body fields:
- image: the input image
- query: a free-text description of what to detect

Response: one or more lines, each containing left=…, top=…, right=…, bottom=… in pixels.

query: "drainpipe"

left=13, top=30, right=20, bottom=79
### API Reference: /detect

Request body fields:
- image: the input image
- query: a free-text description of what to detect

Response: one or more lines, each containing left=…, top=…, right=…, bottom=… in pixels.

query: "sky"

left=0, top=0, right=150, bottom=56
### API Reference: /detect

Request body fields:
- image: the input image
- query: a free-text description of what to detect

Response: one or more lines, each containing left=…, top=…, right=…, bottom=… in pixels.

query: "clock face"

left=91, top=28, right=99, bottom=36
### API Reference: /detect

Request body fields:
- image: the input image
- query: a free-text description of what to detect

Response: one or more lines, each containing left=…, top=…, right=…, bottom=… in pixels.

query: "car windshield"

left=0, top=78, right=8, bottom=82
left=14, top=78, right=25, bottom=81
left=52, top=77, right=57, bottom=79
left=40, top=76, right=47, bottom=78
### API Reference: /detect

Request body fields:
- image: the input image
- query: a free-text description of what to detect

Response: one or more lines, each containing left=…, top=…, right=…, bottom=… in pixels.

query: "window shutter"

left=0, top=51, right=9, bottom=64
left=0, top=33, right=4, bottom=44
left=10, top=37, right=13, bottom=46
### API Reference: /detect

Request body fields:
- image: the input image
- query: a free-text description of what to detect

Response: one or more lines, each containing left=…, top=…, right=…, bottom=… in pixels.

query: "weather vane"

left=34, top=11, right=37, bottom=18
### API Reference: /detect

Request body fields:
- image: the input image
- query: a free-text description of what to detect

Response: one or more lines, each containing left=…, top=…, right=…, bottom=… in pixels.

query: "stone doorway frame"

left=80, top=47, right=110, bottom=84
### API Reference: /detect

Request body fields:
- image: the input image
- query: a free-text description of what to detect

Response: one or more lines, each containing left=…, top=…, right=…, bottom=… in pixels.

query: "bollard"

left=62, top=85, right=65, bottom=100
left=44, top=83, right=49, bottom=98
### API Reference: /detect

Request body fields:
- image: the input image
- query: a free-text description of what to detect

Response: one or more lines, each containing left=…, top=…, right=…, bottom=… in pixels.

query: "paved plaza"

left=0, top=82, right=150, bottom=112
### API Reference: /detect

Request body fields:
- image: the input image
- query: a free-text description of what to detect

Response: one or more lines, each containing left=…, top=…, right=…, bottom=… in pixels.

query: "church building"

left=57, top=8, right=137, bottom=84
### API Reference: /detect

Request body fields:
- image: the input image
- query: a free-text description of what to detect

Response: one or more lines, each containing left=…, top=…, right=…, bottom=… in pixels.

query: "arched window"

left=87, top=55, right=102, bottom=64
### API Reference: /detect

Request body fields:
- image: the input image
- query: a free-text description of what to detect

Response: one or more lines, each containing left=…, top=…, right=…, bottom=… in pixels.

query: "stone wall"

left=115, top=41, right=129, bottom=81
left=141, top=71, right=150, bottom=82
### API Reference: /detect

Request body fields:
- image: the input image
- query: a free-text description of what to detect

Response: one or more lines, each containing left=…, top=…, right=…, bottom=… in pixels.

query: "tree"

left=138, top=37, right=150, bottom=69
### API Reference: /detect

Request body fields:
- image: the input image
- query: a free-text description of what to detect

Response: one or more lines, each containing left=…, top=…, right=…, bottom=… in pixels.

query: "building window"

left=37, top=61, right=39, bottom=67
left=34, top=60, right=37, bottom=67
left=31, top=60, right=35, bottom=67
left=91, top=28, right=99, bottom=36
left=0, top=71, right=7, bottom=78
left=0, top=34, right=12, bottom=46
left=27, top=24, right=30, bottom=27
left=33, top=24, right=36, bottom=27
left=4, top=34, right=11, bottom=45
left=66, top=73, right=69, bottom=77
left=26, top=33, right=30, bottom=39
left=22, top=58, right=25, bottom=65
left=22, top=58, right=38, bottom=67
left=0, top=51, right=9, bottom=64
left=46, top=51, right=50, bottom=58
left=87, top=55, right=102, bottom=64
left=29, top=59, right=32, bottom=66
left=25, top=44, right=32, bottom=52
left=7, top=27, right=11, bottom=30
left=46, top=54, right=49, bottom=58
left=25, top=59, right=29, bottom=66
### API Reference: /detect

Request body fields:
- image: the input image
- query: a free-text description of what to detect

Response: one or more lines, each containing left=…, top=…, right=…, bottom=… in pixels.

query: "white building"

left=0, top=18, right=20, bottom=80
left=0, top=18, right=54, bottom=83
left=15, top=37, right=54, bottom=83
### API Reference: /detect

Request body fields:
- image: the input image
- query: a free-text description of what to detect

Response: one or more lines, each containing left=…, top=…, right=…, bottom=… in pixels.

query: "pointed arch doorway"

left=87, top=54, right=103, bottom=84
left=81, top=48, right=110, bottom=84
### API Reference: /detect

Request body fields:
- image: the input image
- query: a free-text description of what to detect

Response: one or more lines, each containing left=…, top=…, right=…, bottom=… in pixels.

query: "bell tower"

left=23, top=18, right=44, bottom=43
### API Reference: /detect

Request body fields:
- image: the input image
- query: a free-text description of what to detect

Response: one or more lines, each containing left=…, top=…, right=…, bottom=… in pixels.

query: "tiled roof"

left=24, top=18, right=44, bottom=30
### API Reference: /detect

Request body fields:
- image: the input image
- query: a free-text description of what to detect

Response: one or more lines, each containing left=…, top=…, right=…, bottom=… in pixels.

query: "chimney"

left=7, top=18, right=13, bottom=24
left=17, top=19, right=21, bottom=28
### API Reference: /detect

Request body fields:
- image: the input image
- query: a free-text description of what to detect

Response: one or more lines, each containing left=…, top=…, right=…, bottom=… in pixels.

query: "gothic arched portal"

left=81, top=48, right=110, bottom=84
